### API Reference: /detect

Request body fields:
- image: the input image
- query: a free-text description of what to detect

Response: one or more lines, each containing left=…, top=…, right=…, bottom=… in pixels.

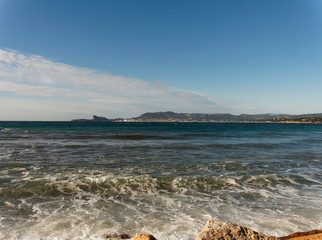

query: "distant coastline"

left=71, top=111, right=322, bottom=124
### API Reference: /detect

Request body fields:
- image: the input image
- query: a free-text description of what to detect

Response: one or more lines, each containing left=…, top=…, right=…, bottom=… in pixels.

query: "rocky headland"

left=72, top=112, right=322, bottom=123
left=102, top=218, right=322, bottom=240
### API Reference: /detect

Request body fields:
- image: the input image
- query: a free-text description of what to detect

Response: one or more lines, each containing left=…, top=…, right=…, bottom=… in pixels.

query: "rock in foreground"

left=102, top=234, right=130, bottom=239
left=279, top=230, right=322, bottom=240
left=195, top=219, right=277, bottom=240
left=133, top=234, right=157, bottom=240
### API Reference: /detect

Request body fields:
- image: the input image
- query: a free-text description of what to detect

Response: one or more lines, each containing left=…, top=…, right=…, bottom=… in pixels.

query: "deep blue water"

left=0, top=122, right=321, bottom=239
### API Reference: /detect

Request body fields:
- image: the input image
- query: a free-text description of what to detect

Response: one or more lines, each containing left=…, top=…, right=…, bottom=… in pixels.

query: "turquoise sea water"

left=0, top=122, right=321, bottom=239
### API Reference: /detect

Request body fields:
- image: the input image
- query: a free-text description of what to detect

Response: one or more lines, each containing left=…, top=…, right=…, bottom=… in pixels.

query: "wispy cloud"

left=0, top=49, right=257, bottom=120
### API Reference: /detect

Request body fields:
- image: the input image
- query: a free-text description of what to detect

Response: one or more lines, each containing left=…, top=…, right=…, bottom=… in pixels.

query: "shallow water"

left=0, top=122, right=321, bottom=239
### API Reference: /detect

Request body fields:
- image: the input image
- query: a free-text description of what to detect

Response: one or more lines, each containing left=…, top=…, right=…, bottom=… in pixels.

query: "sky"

left=0, top=0, right=322, bottom=120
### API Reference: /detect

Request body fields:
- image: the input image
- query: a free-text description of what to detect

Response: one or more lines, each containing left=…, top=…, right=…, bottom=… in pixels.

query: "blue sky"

left=0, top=0, right=322, bottom=120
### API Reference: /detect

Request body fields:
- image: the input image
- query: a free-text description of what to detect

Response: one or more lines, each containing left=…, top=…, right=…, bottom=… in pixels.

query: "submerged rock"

left=195, top=219, right=277, bottom=240
left=133, top=234, right=157, bottom=240
left=102, top=233, right=130, bottom=239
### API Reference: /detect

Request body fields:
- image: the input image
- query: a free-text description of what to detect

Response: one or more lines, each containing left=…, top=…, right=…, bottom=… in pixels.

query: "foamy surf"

left=1, top=170, right=321, bottom=239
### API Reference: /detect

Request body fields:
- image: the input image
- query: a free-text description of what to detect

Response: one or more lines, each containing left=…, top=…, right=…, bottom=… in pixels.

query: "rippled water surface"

left=0, top=122, right=321, bottom=239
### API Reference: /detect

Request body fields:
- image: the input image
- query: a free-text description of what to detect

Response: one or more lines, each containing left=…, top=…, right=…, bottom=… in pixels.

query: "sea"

left=0, top=122, right=321, bottom=240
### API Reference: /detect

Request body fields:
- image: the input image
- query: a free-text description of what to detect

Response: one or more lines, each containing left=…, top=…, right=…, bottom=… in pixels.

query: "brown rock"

left=133, top=234, right=157, bottom=240
left=102, top=233, right=130, bottom=239
left=194, top=219, right=277, bottom=240
left=279, top=230, right=322, bottom=240
left=283, top=233, right=322, bottom=240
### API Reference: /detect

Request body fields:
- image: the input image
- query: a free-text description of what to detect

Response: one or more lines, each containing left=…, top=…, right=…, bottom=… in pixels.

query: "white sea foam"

left=1, top=166, right=321, bottom=237
left=1, top=171, right=321, bottom=239
left=225, top=177, right=237, bottom=186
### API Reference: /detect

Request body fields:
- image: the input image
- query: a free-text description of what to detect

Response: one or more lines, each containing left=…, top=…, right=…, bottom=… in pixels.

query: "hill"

left=133, top=111, right=322, bottom=122
left=71, top=112, right=322, bottom=123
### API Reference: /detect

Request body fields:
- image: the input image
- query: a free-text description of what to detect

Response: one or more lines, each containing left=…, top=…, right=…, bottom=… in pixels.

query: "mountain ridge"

left=71, top=112, right=322, bottom=123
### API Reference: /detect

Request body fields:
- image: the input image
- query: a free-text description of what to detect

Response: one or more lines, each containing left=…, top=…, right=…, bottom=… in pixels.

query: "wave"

left=40, top=134, right=183, bottom=141
left=1, top=172, right=321, bottom=239
left=0, top=135, right=32, bottom=139
left=204, top=143, right=280, bottom=149
left=1, top=173, right=320, bottom=199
